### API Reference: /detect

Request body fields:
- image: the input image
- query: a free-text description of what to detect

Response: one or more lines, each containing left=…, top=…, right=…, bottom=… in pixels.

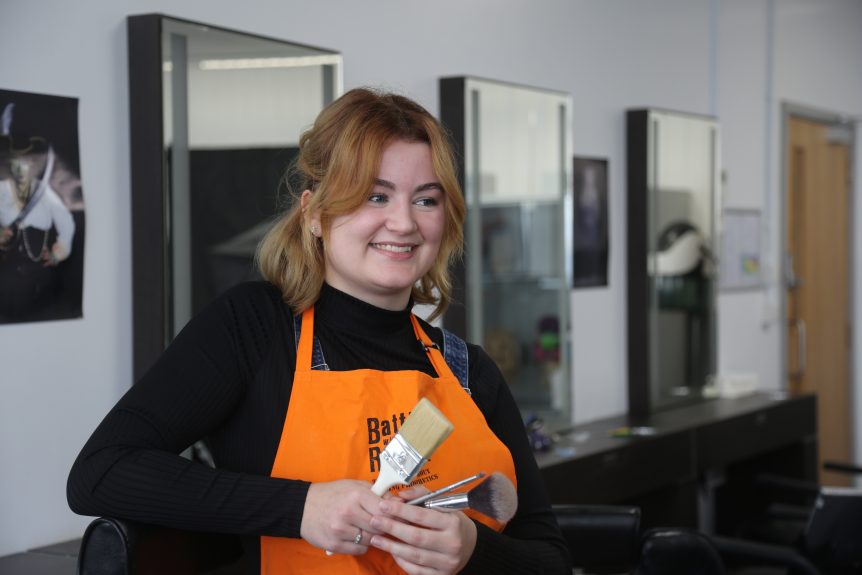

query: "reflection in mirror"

left=627, top=109, right=721, bottom=415
left=128, top=15, right=342, bottom=379
left=441, top=77, right=573, bottom=427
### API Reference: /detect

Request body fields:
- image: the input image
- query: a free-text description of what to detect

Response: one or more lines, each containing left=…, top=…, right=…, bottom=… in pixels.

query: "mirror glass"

left=647, top=110, right=720, bottom=407
left=160, top=17, right=342, bottom=336
left=457, top=78, right=573, bottom=426
left=128, top=15, right=342, bottom=378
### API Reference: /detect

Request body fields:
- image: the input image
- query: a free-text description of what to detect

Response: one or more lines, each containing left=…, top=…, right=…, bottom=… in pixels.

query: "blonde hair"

left=256, top=88, right=465, bottom=320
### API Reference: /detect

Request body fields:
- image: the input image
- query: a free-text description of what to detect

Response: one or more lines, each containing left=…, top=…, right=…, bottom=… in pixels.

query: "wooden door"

left=786, top=115, right=852, bottom=486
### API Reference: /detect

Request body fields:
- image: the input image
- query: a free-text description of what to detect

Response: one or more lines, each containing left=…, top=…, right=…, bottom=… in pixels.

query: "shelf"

left=483, top=274, right=565, bottom=288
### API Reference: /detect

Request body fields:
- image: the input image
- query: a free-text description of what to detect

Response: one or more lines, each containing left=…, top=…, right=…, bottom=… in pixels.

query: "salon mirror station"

left=627, top=108, right=721, bottom=416
left=128, top=14, right=342, bottom=378
left=441, top=77, right=573, bottom=427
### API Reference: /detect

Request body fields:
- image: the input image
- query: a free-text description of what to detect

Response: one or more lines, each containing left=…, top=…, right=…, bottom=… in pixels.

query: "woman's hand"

left=41, top=247, right=58, bottom=266
left=0, top=226, right=12, bottom=249
left=300, top=479, right=383, bottom=555
left=368, top=492, right=478, bottom=574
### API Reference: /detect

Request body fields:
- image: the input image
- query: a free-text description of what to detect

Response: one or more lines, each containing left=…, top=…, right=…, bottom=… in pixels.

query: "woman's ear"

left=300, top=189, right=313, bottom=212
left=301, top=190, right=322, bottom=237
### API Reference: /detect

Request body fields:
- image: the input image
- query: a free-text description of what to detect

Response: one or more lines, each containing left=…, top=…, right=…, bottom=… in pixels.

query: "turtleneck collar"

left=314, top=283, right=414, bottom=337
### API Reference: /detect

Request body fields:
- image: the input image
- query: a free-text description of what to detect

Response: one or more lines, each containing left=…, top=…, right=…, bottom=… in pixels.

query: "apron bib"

left=260, top=307, right=517, bottom=574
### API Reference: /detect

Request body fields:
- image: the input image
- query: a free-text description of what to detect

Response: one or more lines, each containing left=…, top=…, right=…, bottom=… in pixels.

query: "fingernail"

left=370, top=516, right=383, bottom=529
left=379, top=501, right=391, bottom=513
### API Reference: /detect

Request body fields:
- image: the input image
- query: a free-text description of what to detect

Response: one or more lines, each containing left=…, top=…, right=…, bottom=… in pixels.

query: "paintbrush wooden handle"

left=371, top=464, right=401, bottom=496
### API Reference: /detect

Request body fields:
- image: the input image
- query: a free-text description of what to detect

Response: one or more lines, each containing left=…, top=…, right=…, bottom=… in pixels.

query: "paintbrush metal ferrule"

left=381, top=434, right=427, bottom=483
left=372, top=432, right=430, bottom=496
left=370, top=398, right=454, bottom=496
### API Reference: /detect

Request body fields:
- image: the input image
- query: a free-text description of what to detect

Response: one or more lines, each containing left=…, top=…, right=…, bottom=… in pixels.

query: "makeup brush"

left=371, top=397, right=454, bottom=496
left=419, top=472, right=517, bottom=522
left=406, top=472, right=485, bottom=506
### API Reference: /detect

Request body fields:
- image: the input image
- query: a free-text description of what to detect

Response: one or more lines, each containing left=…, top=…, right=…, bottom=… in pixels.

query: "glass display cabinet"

left=627, top=109, right=721, bottom=416
left=440, top=77, right=573, bottom=424
left=128, top=14, right=342, bottom=379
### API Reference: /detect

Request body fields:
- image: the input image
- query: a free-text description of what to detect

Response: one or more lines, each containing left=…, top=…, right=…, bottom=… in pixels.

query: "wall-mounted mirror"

left=441, top=77, right=573, bottom=426
left=627, top=108, right=721, bottom=416
left=128, top=14, right=342, bottom=380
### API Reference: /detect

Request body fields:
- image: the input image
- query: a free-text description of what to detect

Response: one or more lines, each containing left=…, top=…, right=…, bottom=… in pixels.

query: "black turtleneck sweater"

left=67, top=282, right=571, bottom=573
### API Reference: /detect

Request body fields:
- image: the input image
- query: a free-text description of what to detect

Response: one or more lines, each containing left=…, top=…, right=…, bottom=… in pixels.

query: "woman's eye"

left=414, top=197, right=439, bottom=207
left=368, top=193, right=388, bottom=204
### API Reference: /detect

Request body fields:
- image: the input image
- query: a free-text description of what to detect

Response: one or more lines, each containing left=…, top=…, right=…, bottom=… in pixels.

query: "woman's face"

left=10, top=157, right=33, bottom=188
left=316, top=139, right=446, bottom=310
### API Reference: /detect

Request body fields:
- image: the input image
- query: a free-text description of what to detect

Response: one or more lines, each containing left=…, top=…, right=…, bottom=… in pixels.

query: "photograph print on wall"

left=0, top=88, right=85, bottom=324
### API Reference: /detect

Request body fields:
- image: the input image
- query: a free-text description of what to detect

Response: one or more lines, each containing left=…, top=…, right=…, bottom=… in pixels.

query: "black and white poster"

left=572, top=156, right=608, bottom=288
left=0, top=88, right=84, bottom=324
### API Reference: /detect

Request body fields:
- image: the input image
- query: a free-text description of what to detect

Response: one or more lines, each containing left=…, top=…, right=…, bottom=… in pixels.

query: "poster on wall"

left=719, top=208, right=762, bottom=291
left=572, top=156, right=609, bottom=288
left=0, top=88, right=85, bottom=324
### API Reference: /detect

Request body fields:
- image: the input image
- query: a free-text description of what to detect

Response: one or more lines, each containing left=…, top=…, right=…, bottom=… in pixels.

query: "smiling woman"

left=302, top=140, right=446, bottom=311
left=69, top=87, right=572, bottom=575
left=258, top=89, right=466, bottom=321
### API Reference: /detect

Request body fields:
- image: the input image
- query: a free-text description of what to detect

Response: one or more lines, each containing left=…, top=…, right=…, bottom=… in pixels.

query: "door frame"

left=779, top=101, right=857, bottom=470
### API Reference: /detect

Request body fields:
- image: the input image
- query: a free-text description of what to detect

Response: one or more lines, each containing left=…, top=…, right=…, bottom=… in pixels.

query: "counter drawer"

left=541, top=431, right=693, bottom=504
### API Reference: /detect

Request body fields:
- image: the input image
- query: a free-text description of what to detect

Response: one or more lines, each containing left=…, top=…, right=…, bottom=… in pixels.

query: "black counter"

left=537, top=392, right=817, bottom=532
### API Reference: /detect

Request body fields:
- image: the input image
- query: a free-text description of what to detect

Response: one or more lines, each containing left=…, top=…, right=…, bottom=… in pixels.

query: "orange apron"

left=260, top=307, right=517, bottom=574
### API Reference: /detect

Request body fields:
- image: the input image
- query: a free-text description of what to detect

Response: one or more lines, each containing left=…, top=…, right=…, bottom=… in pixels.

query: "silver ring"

left=353, top=530, right=363, bottom=545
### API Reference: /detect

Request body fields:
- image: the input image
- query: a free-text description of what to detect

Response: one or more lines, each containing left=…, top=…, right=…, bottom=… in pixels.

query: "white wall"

left=716, top=0, right=780, bottom=393
left=0, top=0, right=860, bottom=555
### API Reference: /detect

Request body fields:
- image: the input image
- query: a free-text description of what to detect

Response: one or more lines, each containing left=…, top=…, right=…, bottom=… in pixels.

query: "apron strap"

left=294, top=307, right=466, bottom=387
left=442, top=328, right=470, bottom=395
left=410, top=315, right=471, bottom=394
left=293, top=309, right=329, bottom=371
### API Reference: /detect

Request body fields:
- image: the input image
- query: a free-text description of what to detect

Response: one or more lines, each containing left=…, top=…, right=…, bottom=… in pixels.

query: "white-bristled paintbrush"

left=418, top=472, right=517, bottom=522
left=371, top=397, right=455, bottom=496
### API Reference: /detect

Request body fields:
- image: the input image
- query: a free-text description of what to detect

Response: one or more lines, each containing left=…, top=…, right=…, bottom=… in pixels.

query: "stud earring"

left=310, top=224, right=320, bottom=236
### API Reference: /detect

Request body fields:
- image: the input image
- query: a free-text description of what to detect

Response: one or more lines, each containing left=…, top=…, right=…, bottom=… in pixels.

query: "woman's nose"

left=385, top=201, right=418, bottom=233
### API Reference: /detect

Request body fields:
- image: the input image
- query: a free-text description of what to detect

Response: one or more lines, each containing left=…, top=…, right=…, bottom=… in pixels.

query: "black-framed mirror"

left=440, top=77, right=573, bottom=426
left=627, top=108, right=721, bottom=416
left=128, top=14, right=342, bottom=380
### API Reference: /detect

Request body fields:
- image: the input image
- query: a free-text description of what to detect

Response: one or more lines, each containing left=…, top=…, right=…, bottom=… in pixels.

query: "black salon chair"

left=553, top=504, right=642, bottom=573
left=710, top=468, right=862, bottom=574
left=78, top=506, right=728, bottom=575
left=555, top=504, right=726, bottom=574
left=77, top=517, right=243, bottom=575
left=555, top=500, right=854, bottom=575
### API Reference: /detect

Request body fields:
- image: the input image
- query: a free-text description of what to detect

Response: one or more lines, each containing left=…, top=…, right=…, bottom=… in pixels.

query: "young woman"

left=68, top=88, right=571, bottom=574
